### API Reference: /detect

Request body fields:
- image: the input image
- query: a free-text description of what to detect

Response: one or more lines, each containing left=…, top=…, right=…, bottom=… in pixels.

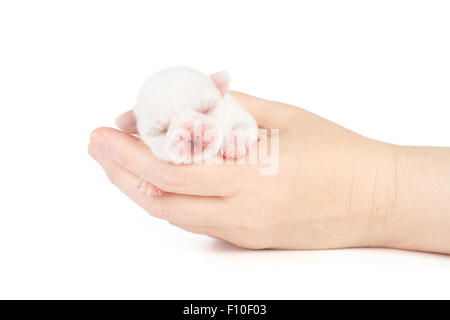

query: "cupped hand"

left=89, top=92, right=396, bottom=249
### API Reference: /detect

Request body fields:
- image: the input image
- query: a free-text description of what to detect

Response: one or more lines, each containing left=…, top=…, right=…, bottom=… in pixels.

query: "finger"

left=89, top=135, right=228, bottom=226
left=230, top=91, right=300, bottom=129
left=116, top=110, right=138, bottom=134
left=89, top=134, right=153, bottom=214
left=91, top=127, right=256, bottom=196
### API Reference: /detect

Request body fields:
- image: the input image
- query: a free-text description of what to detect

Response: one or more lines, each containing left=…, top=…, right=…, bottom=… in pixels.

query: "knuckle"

left=237, top=217, right=254, bottom=231
left=235, top=210, right=262, bottom=231
left=232, top=213, right=272, bottom=249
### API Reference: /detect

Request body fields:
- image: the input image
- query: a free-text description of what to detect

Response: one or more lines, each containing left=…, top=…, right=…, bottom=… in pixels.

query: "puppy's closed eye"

left=196, top=109, right=211, bottom=115
left=196, top=102, right=216, bottom=115
left=146, top=123, right=169, bottom=137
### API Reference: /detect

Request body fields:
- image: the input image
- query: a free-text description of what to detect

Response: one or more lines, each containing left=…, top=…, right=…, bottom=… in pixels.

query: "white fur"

left=134, top=66, right=258, bottom=163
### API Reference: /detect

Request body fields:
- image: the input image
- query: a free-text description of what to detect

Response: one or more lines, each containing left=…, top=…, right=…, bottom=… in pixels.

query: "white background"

left=0, top=0, right=449, bottom=299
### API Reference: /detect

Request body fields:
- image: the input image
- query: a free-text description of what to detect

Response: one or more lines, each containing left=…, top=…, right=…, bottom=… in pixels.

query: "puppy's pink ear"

left=210, top=71, right=230, bottom=96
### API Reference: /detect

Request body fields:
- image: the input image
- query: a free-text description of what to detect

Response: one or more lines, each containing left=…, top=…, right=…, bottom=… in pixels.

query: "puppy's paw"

left=221, top=126, right=257, bottom=159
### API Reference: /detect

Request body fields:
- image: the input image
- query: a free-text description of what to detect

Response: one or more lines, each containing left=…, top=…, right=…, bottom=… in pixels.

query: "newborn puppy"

left=133, top=66, right=258, bottom=164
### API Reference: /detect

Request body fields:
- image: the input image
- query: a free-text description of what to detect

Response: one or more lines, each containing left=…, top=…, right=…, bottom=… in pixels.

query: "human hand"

left=89, top=91, right=402, bottom=250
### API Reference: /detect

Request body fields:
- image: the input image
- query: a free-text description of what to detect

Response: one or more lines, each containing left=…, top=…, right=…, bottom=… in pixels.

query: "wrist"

left=353, top=142, right=450, bottom=254
left=381, top=145, right=450, bottom=254
left=345, top=139, right=400, bottom=248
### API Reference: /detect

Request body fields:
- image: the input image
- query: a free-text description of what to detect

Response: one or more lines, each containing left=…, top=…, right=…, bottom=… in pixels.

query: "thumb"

left=229, top=91, right=297, bottom=129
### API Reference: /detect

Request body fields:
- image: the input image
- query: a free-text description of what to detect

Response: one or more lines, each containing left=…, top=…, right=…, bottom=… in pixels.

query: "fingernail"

left=89, top=134, right=108, bottom=160
left=90, top=131, right=100, bottom=140
left=88, top=141, right=98, bottom=160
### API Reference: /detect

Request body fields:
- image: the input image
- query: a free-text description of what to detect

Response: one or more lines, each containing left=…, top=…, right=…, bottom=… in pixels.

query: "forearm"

left=376, top=145, right=450, bottom=254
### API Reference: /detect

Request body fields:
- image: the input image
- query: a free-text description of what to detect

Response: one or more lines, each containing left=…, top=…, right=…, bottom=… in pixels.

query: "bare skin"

left=88, top=91, right=450, bottom=254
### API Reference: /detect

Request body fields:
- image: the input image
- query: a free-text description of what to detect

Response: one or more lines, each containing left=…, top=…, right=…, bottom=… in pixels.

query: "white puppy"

left=134, top=66, right=258, bottom=164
